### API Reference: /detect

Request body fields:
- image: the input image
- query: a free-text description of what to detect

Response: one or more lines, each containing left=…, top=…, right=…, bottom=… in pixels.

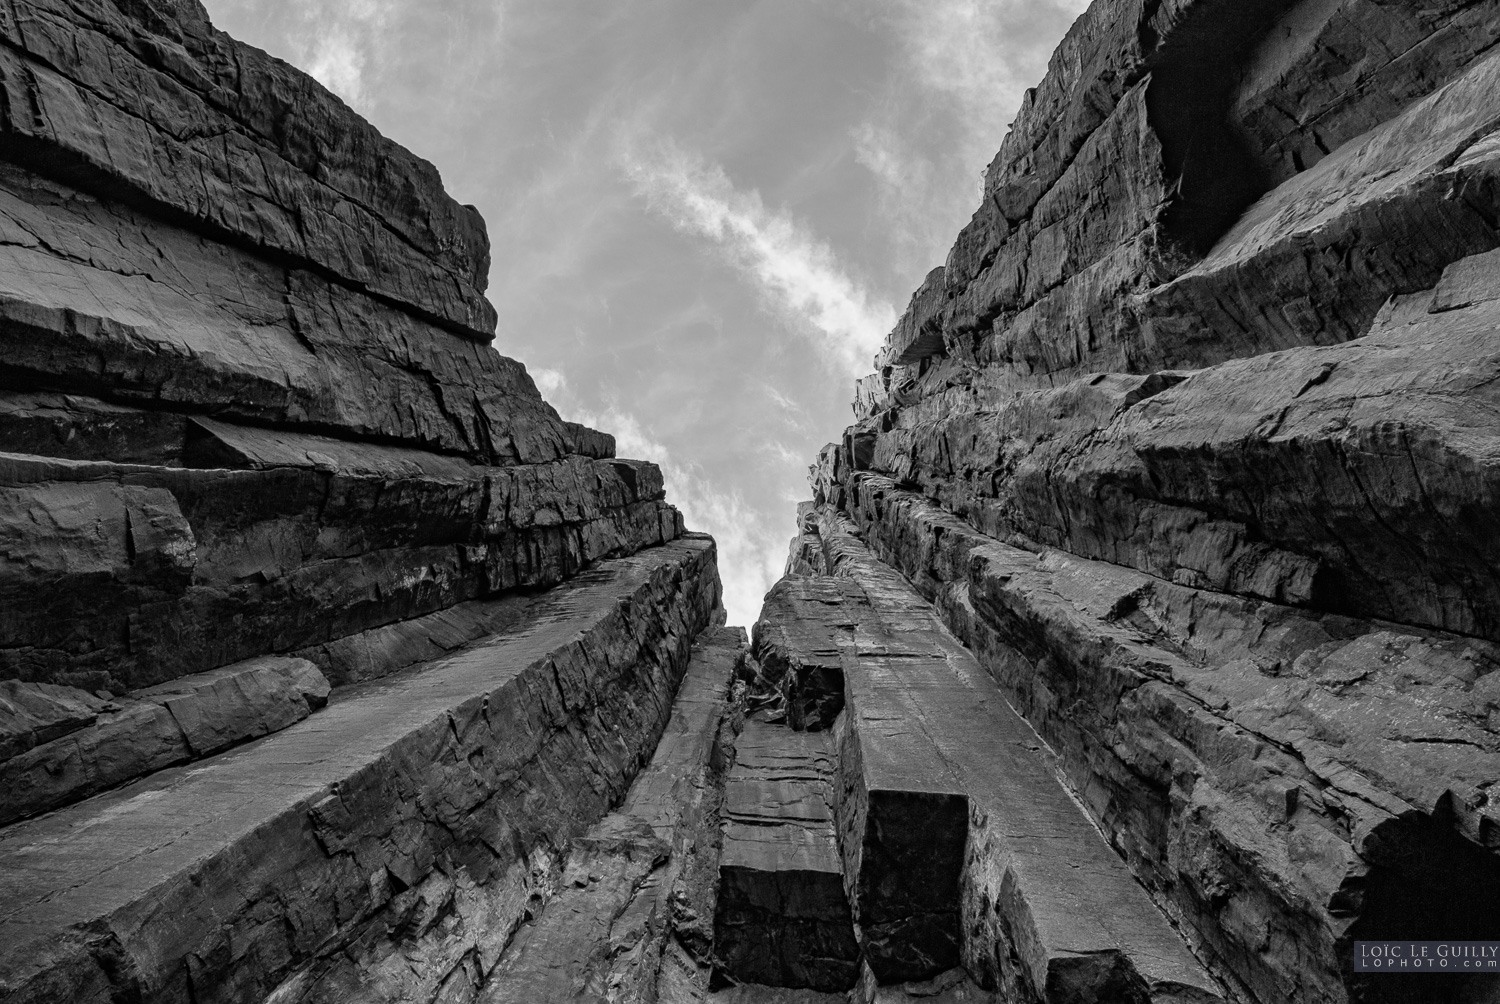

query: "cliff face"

left=0, top=2, right=726, bottom=1001
left=8, top=1, right=1500, bottom=1003
left=770, top=2, right=1500, bottom=1002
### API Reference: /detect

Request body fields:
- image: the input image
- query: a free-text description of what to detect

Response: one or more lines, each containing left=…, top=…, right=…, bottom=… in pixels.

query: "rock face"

left=775, top=2, right=1500, bottom=1003
left=0, top=3, right=725, bottom=1002
left=11, top=0, right=1500, bottom=1002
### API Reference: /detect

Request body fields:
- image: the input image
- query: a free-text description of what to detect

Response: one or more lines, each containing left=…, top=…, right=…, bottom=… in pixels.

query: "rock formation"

left=0, top=1, right=722, bottom=1001
left=779, top=2, right=1500, bottom=1002
left=6, top=0, right=1500, bottom=1003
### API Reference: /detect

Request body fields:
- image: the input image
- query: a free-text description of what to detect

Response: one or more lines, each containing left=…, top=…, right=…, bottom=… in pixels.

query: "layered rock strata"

left=0, top=538, right=720, bottom=1004
left=781, top=2, right=1500, bottom=1002
left=0, top=2, right=729, bottom=1002
left=774, top=512, right=1225, bottom=1003
left=480, top=626, right=743, bottom=1004
left=713, top=720, right=859, bottom=992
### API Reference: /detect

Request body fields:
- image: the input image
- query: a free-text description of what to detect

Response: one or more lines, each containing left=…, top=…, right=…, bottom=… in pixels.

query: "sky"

left=203, top=0, right=1089, bottom=629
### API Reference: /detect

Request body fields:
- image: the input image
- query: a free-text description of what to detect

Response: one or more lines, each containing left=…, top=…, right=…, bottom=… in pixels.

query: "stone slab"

left=802, top=514, right=1224, bottom=1002
left=480, top=627, right=743, bottom=1004
left=1, top=656, right=328, bottom=825
left=760, top=577, right=965, bottom=984
left=830, top=474, right=1500, bottom=1003
left=0, top=679, right=110, bottom=762
left=714, top=720, right=859, bottom=992
left=0, top=163, right=561, bottom=463
left=0, top=391, right=189, bottom=467
left=0, top=0, right=495, bottom=337
left=0, top=536, right=720, bottom=1004
left=752, top=578, right=859, bottom=731
left=0, top=449, right=679, bottom=690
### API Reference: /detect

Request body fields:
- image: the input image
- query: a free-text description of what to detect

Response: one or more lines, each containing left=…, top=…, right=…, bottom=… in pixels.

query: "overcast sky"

left=203, top=0, right=1088, bottom=629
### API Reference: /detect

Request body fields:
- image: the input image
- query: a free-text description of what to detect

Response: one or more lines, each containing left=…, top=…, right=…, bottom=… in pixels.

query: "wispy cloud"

left=567, top=404, right=788, bottom=631
left=529, top=366, right=567, bottom=396
left=619, top=140, right=894, bottom=378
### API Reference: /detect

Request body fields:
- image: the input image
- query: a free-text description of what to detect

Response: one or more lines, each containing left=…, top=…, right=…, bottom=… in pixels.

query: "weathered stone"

left=860, top=0, right=1500, bottom=411
left=0, top=536, right=722, bottom=1004
left=850, top=965, right=997, bottom=1004
left=1231, top=0, right=1500, bottom=187
left=482, top=627, right=742, bottom=1004
left=802, top=513, right=1223, bottom=1001
left=825, top=473, right=1500, bottom=1003
left=0, top=447, right=681, bottom=690
left=714, top=720, right=859, bottom=992
left=859, top=251, right=1500, bottom=637
left=0, top=392, right=189, bottom=467
left=563, top=421, right=618, bottom=460
left=0, top=0, right=494, bottom=337
left=752, top=579, right=855, bottom=732
left=0, top=3, right=737, bottom=1001
left=0, top=679, right=110, bottom=762
left=788, top=2, right=1500, bottom=1002
left=0, top=656, right=329, bottom=825
left=0, top=164, right=564, bottom=464
left=483, top=818, right=671, bottom=1004
left=135, top=656, right=329, bottom=756
left=0, top=699, right=189, bottom=826
left=1137, top=46, right=1500, bottom=374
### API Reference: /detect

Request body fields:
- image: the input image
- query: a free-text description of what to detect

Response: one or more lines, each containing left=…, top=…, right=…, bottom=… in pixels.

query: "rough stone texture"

left=0, top=163, right=565, bottom=464
left=480, top=626, right=742, bottom=1004
left=860, top=248, right=1500, bottom=638
left=0, top=537, right=721, bottom=1004
left=856, top=0, right=1500, bottom=428
left=818, top=471, right=1500, bottom=1004
left=714, top=720, right=859, bottom=992
left=0, top=3, right=729, bottom=1002
left=788, top=5, right=1500, bottom=999
left=19, top=0, right=1500, bottom=999
left=806, top=510, right=1223, bottom=1001
left=0, top=678, right=111, bottom=761
left=752, top=579, right=854, bottom=732
left=134, top=656, right=329, bottom=755
left=851, top=966, right=998, bottom=1004
left=0, top=446, right=682, bottom=691
left=1, top=656, right=328, bottom=825
left=0, top=0, right=493, bottom=337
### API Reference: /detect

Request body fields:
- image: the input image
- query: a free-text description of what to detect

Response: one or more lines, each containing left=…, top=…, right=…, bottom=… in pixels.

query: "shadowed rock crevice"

left=1143, top=0, right=1292, bottom=258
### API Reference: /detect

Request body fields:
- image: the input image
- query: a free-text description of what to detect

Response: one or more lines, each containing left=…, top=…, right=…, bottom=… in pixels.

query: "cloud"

left=305, top=32, right=367, bottom=104
left=281, top=0, right=396, bottom=108
left=223, top=0, right=508, bottom=112
left=568, top=404, right=788, bottom=631
left=530, top=366, right=567, bottom=396
left=619, top=139, right=895, bottom=379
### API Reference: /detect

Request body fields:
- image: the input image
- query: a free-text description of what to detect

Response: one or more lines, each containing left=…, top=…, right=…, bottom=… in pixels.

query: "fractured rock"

left=828, top=472, right=1500, bottom=1003
left=480, top=626, right=742, bottom=1004
left=0, top=536, right=721, bottom=1004
left=0, top=446, right=681, bottom=690
left=714, top=720, right=859, bottom=992
left=0, top=0, right=495, bottom=336
left=806, top=511, right=1222, bottom=1001
left=1, top=656, right=329, bottom=825
left=0, top=163, right=563, bottom=464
